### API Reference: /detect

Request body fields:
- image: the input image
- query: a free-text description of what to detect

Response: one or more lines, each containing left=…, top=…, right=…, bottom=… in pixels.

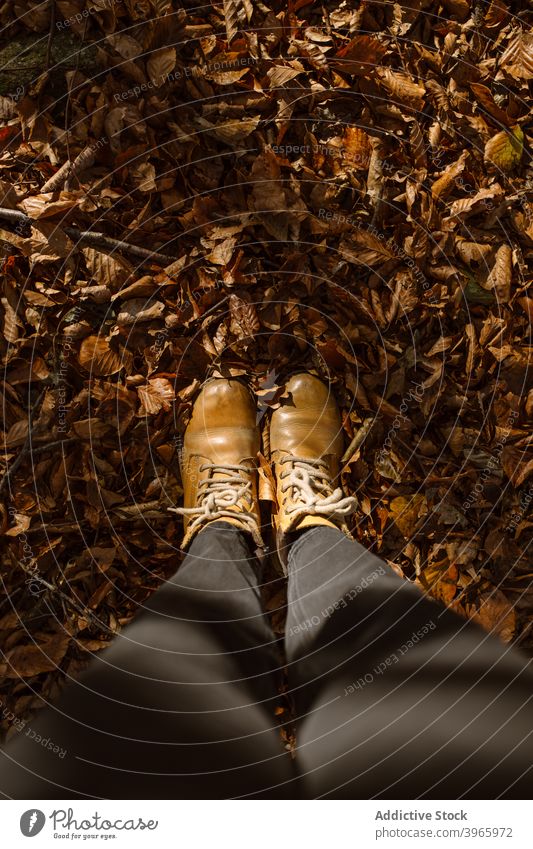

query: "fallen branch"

left=0, top=207, right=178, bottom=266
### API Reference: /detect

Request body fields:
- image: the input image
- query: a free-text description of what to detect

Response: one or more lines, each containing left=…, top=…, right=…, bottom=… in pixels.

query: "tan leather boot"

left=170, top=379, right=264, bottom=549
left=270, top=373, right=357, bottom=563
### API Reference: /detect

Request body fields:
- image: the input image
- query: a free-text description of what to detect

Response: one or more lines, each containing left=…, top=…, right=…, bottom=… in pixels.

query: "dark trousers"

left=1, top=522, right=532, bottom=798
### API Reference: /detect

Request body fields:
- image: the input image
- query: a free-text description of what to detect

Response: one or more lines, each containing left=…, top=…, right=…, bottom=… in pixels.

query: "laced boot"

left=270, top=373, right=357, bottom=564
left=170, top=379, right=264, bottom=549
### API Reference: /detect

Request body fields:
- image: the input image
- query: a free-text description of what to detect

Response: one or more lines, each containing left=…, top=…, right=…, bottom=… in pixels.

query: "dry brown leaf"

left=207, top=236, right=236, bottom=266
left=448, top=187, right=502, bottom=218
left=341, top=127, right=372, bottom=170
left=250, top=148, right=288, bottom=239
left=106, top=33, right=143, bottom=59
left=82, top=248, right=132, bottom=290
left=5, top=511, right=31, bottom=536
left=26, top=223, right=74, bottom=262
left=454, top=588, right=516, bottom=643
left=377, top=68, right=425, bottom=108
left=419, top=560, right=458, bottom=605
left=431, top=151, right=468, bottom=199
left=499, top=29, right=533, bottom=79
left=483, top=244, right=512, bottom=303
left=2, top=637, right=70, bottom=678
left=441, top=0, right=470, bottom=21
left=332, top=36, right=387, bottom=76
left=137, top=378, right=175, bottom=415
left=484, top=126, right=524, bottom=172
left=390, top=494, right=428, bottom=537
left=222, top=0, right=251, bottom=43
left=78, top=336, right=123, bottom=376
left=484, top=0, right=509, bottom=28
left=1, top=296, right=20, bottom=343
left=147, top=46, right=176, bottom=87
left=268, top=64, right=303, bottom=87
left=469, top=83, right=512, bottom=127
left=21, top=192, right=79, bottom=219
left=72, top=418, right=112, bottom=439
left=117, top=299, right=165, bottom=325
left=339, top=229, right=394, bottom=266
left=501, top=447, right=533, bottom=488
left=455, top=238, right=492, bottom=266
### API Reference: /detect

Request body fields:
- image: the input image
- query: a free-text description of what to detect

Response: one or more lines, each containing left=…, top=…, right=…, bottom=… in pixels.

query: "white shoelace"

left=169, top=462, right=258, bottom=536
left=279, top=455, right=357, bottom=518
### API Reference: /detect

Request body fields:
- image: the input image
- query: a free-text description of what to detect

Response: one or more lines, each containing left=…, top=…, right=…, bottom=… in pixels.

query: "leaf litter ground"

left=0, top=0, right=532, bottom=745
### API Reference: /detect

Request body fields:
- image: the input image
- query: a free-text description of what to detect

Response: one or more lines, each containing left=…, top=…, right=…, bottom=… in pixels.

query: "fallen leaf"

left=78, top=336, right=123, bottom=376
left=484, top=126, right=524, bottom=172
left=390, top=494, right=428, bottom=537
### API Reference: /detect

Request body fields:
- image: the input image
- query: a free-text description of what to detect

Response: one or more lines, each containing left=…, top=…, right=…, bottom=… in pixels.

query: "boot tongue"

left=294, top=515, right=339, bottom=532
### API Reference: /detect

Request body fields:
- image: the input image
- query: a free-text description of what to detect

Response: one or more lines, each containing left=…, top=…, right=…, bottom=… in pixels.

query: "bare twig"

left=30, top=437, right=79, bottom=456
left=0, top=207, right=178, bottom=265
left=341, top=417, right=375, bottom=465
left=0, top=389, right=47, bottom=497
left=45, top=0, right=56, bottom=70
left=63, top=227, right=178, bottom=265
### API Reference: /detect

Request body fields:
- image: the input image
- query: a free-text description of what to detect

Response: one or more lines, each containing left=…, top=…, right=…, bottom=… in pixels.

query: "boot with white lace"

left=170, top=379, right=264, bottom=550
left=270, top=373, right=357, bottom=564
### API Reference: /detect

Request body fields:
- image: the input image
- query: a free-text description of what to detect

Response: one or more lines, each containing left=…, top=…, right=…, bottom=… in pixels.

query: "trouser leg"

left=0, top=522, right=294, bottom=799
left=285, top=527, right=533, bottom=798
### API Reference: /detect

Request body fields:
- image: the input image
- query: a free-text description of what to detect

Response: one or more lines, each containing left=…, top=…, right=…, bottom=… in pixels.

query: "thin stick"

left=0, top=389, right=46, bottom=497
left=0, top=207, right=178, bottom=266
left=63, top=227, right=178, bottom=265
left=45, top=0, right=56, bottom=70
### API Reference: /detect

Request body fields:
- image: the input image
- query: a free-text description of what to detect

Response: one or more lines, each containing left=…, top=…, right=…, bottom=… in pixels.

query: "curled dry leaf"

left=483, top=244, right=512, bottom=303
left=222, top=0, right=251, bottom=43
left=1, top=296, right=20, bottom=343
left=341, top=127, right=372, bottom=171
left=431, top=151, right=468, bottom=199
left=117, top=299, right=165, bottom=325
left=21, top=192, right=79, bottom=219
left=5, top=511, right=31, bottom=536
